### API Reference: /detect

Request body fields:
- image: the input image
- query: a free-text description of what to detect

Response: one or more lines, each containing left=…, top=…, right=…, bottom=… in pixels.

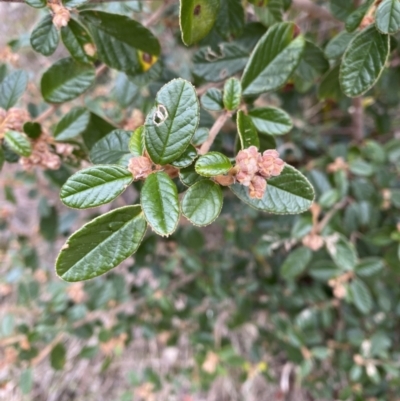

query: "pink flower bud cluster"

left=50, top=3, right=71, bottom=29
left=0, top=107, right=29, bottom=134
left=235, top=146, right=284, bottom=199
left=128, top=156, right=153, bottom=180
left=20, top=133, right=63, bottom=171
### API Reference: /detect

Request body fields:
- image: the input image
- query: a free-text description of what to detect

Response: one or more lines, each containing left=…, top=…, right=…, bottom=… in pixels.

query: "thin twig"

left=351, top=97, right=364, bottom=143
left=199, top=112, right=231, bottom=155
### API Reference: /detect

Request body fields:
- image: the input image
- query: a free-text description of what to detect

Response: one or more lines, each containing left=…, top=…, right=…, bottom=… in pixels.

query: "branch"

left=199, top=111, right=231, bottom=155
left=351, top=97, right=364, bottom=143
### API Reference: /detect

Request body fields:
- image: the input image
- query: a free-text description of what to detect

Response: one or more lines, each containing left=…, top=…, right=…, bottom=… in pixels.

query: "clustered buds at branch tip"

left=48, top=0, right=70, bottom=29
left=234, top=146, right=284, bottom=199
left=0, top=107, right=29, bottom=135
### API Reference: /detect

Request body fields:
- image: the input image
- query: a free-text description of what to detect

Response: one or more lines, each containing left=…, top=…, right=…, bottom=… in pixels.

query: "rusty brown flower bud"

left=51, top=4, right=70, bottom=29
left=249, top=175, right=266, bottom=199
left=258, top=149, right=284, bottom=178
left=128, top=156, right=153, bottom=180
left=302, top=233, right=324, bottom=251
left=235, top=145, right=259, bottom=186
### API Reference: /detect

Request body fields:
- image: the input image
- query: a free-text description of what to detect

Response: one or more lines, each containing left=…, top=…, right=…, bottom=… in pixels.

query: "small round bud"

left=235, top=145, right=259, bottom=186
left=258, top=149, right=284, bottom=178
left=249, top=175, right=267, bottom=199
left=128, top=156, right=153, bottom=180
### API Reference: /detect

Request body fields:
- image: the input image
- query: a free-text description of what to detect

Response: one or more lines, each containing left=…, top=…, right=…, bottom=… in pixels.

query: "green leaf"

left=281, top=246, right=312, bottom=280
left=318, top=65, right=342, bottom=100
left=90, top=130, right=132, bottom=166
left=230, top=164, right=314, bottom=214
left=60, top=165, right=133, bottom=209
left=145, top=79, right=199, bottom=165
left=195, top=151, right=232, bottom=177
left=56, top=205, right=147, bottom=281
left=113, top=73, right=139, bottom=107
left=140, top=172, right=180, bottom=236
left=25, top=0, right=46, bottom=8
left=81, top=112, right=115, bottom=150
left=351, top=278, right=373, bottom=314
left=345, top=0, right=374, bottom=32
left=182, top=180, right=223, bottom=226
left=80, top=10, right=160, bottom=75
left=237, top=110, right=259, bottom=149
left=180, top=0, right=220, bottom=45
left=30, top=14, right=59, bottom=56
left=248, top=107, right=292, bottom=136
left=340, top=26, right=389, bottom=97
left=170, top=144, right=198, bottom=168
left=241, top=22, right=305, bottom=96
left=326, top=234, right=358, bottom=271
left=0, top=70, right=28, bottom=110
left=376, top=0, right=400, bottom=34
left=192, top=43, right=249, bottom=82
left=23, top=122, right=41, bottom=139
left=215, top=0, right=245, bottom=39
left=41, top=57, right=95, bottom=103
left=179, top=164, right=205, bottom=186
left=50, top=343, right=66, bottom=370
left=54, top=106, right=90, bottom=141
left=330, top=0, right=355, bottom=21
left=324, top=31, right=355, bottom=60
left=4, top=131, right=32, bottom=157
left=201, top=88, right=224, bottom=111
left=129, top=126, right=145, bottom=156
left=223, top=77, right=241, bottom=111
left=19, top=369, right=33, bottom=395
left=61, top=18, right=95, bottom=64
left=355, top=257, right=384, bottom=277
left=192, top=127, right=209, bottom=146
left=293, top=40, right=329, bottom=92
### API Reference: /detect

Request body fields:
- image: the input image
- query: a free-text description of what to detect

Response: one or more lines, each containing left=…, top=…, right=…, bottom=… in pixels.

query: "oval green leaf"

left=340, top=25, right=389, bottom=97
left=0, top=70, right=28, bottom=110
left=140, top=172, right=180, bottom=236
left=41, top=57, right=95, bottom=103
left=179, top=164, right=206, bottom=186
left=54, top=107, right=90, bottom=141
left=351, top=278, right=373, bottom=314
left=145, top=79, right=200, bottom=165
left=248, top=107, right=292, bottom=136
left=182, top=180, right=223, bottom=226
left=180, top=0, right=220, bottom=45
left=80, top=10, right=160, bottom=75
left=90, top=130, right=132, bottom=166
left=223, top=77, right=241, bottom=111
left=195, top=151, right=232, bottom=177
left=237, top=110, right=259, bottom=149
left=230, top=164, right=314, bottom=214
left=241, top=22, right=305, bottom=96
left=56, top=205, right=147, bottom=282
left=129, top=126, right=145, bottom=157
left=30, top=14, right=59, bottom=56
left=170, top=144, right=198, bottom=168
left=4, top=131, right=32, bottom=157
left=201, top=88, right=224, bottom=111
left=60, top=165, right=133, bottom=209
left=281, top=246, right=312, bottom=280
left=376, top=0, right=400, bottom=34
left=61, top=18, right=95, bottom=64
